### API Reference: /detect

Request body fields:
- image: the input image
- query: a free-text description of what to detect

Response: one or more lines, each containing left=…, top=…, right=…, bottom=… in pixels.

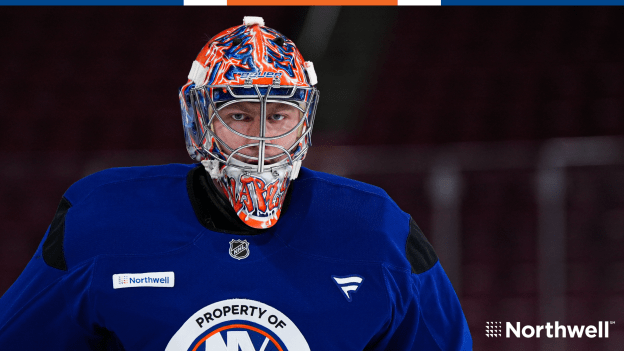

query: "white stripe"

left=259, top=337, right=270, bottom=351
left=184, top=0, right=227, bottom=5
left=398, top=0, right=441, bottom=5
left=333, top=277, right=362, bottom=285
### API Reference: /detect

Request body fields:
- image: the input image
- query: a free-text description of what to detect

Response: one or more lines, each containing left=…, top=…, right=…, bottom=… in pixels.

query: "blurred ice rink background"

left=1, top=7, right=623, bottom=350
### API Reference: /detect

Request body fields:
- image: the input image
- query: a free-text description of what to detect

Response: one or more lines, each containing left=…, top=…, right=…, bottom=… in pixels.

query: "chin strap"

left=201, top=160, right=221, bottom=179
left=290, top=160, right=302, bottom=180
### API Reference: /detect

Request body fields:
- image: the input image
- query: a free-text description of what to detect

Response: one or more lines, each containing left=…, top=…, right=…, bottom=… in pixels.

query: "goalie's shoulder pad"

left=405, top=217, right=438, bottom=274
left=42, top=196, right=71, bottom=271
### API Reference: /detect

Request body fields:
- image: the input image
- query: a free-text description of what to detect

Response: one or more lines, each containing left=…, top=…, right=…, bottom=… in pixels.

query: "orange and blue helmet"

left=179, top=16, right=319, bottom=229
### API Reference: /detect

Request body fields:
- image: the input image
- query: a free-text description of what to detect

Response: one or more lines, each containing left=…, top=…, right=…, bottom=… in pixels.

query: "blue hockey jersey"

left=0, top=164, right=471, bottom=350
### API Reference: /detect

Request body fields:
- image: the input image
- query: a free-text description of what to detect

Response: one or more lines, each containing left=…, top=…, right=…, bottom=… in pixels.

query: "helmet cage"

left=182, top=82, right=319, bottom=174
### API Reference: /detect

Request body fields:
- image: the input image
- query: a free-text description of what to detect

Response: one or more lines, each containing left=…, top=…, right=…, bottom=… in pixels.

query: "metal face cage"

left=183, top=83, right=319, bottom=174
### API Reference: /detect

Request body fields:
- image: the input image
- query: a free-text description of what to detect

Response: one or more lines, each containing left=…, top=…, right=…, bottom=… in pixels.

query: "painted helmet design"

left=179, top=16, right=319, bottom=229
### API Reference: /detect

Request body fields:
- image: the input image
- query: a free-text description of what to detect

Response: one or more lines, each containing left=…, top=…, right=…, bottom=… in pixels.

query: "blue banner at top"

left=0, top=0, right=183, bottom=4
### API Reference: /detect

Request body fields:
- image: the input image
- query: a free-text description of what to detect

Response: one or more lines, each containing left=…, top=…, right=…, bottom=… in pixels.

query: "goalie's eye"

left=231, top=114, right=248, bottom=121
left=269, top=114, right=285, bottom=121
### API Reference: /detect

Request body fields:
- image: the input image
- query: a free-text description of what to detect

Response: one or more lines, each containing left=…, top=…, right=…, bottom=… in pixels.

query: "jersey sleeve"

left=372, top=218, right=472, bottom=350
left=0, top=197, right=116, bottom=350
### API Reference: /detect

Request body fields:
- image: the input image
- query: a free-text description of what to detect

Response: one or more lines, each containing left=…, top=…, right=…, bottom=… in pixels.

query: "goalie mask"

left=179, top=16, right=319, bottom=229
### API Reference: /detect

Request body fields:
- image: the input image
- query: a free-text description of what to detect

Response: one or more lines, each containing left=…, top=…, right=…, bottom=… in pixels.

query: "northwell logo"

left=485, top=322, right=502, bottom=337
left=112, top=272, right=175, bottom=289
left=486, top=321, right=615, bottom=338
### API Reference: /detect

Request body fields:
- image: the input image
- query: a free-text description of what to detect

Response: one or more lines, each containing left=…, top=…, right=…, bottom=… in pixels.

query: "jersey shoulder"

left=43, top=163, right=200, bottom=271
left=285, top=168, right=438, bottom=273
left=296, top=167, right=391, bottom=199
left=63, top=163, right=195, bottom=205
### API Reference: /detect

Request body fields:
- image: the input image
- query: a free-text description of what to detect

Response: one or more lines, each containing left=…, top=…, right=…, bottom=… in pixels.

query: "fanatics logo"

left=229, top=239, right=250, bottom=260
left=332, top=275, right=364, bottom=302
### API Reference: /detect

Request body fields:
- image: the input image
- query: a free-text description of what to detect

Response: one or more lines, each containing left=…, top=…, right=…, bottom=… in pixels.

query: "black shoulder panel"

left=42, top=196, right=71, bottom=271
left=405, top=217, right=438, bottom=274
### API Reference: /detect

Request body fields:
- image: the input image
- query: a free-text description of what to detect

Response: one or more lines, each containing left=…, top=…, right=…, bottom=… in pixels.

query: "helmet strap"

left=201, top=159, right=222, bottom=179
left=290, top=160, right=302, bottom=180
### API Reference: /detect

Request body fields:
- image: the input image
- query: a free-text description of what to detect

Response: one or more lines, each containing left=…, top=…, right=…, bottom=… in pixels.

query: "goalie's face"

left=213, top=101, right=303, bottom=165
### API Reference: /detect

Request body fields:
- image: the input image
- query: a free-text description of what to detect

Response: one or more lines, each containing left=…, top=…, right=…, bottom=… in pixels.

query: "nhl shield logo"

left=229, top=239, right=250, bottom=260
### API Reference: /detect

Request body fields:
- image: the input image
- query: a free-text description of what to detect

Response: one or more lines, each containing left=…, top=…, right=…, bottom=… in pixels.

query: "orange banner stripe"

left=228, top=0, right=397, bottom=4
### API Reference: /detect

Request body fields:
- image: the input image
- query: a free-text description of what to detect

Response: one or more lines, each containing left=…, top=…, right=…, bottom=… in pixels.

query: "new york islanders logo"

left=166, top=299, right=309, bottom=351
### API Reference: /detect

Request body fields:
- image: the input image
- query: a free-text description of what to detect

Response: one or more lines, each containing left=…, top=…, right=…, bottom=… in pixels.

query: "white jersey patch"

left=112, top=272, right=175, bottom=289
